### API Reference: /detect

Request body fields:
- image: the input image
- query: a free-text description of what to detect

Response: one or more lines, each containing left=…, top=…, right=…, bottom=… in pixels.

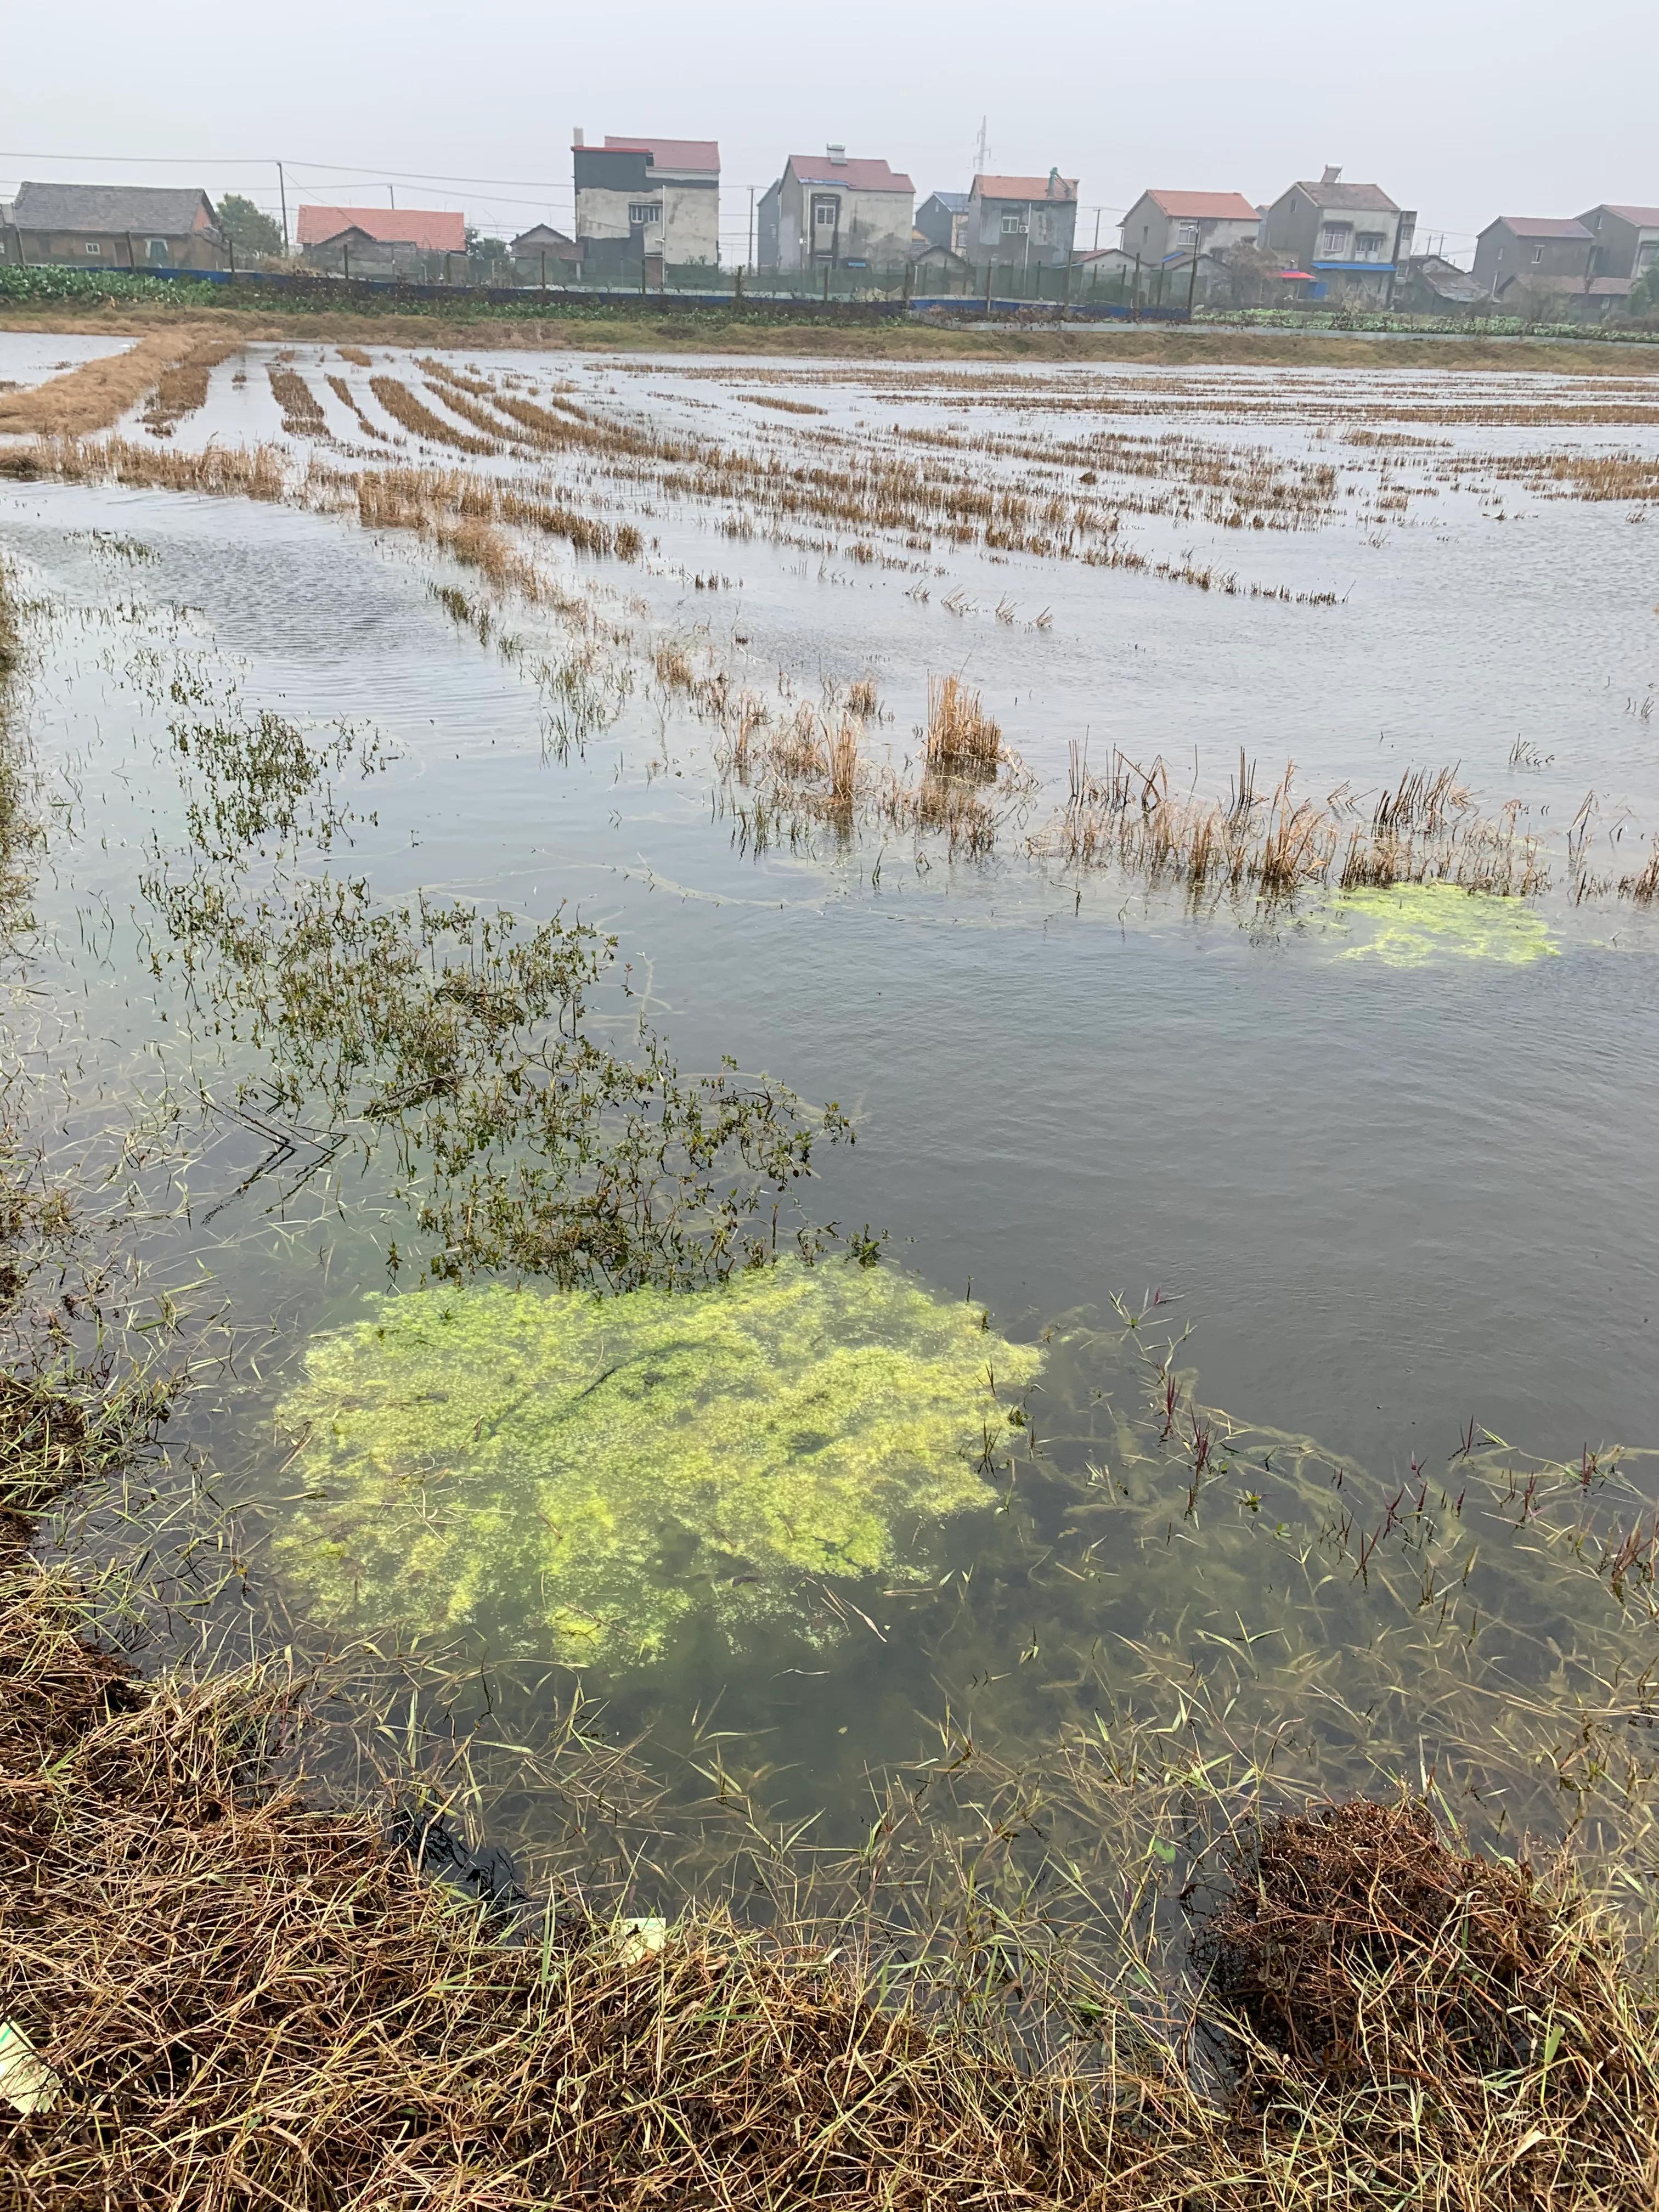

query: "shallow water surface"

left=4, top=336, right=1659, bottom=1892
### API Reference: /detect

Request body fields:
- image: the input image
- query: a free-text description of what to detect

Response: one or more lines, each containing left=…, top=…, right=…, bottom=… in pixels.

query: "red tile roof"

left=787, top=155, right=913, bottom=193
left=973, top=173, right=1078, bottom=203
left=1143, top=189, right=1258, bottom=221
left=602, top=135, right=720, bottom=173
left=1489, top=216, right=1593, bottom=239
left=296, top=205, right=465, bottom=251
left=1600, top=204, right=1659, bottom=226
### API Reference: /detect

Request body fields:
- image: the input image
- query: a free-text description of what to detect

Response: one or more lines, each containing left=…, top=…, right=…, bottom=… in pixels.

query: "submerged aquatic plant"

left=1330, top=881, right=1559, bottom=966
left=275, top=1260, right=1040, bottom=1661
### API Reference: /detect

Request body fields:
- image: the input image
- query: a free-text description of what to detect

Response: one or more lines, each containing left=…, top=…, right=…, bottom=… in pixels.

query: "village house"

left=1259, top=167, right=1415, bottom=301
left=1394, top=252, right=1489, bottom=314
left=967, top=172, right=1077, bottom=271
left=1471, top=216, right=1595, bottom=299
left=907, top=239, right=975, bottom=289
left=914, top=191, right=970, bottom=256
left=1578, top=204, right=1659, bottom=284
left=1, top=182, right=224, bottom=269
left=510, top=225, right=581, bottom=283
left=757, top=149, right=914, bottom=274
left=1118, top=189, right=1260, bottom=267
left=571, top=134, right=720, bottom=278
left=297, top=206, right=465, bottom=280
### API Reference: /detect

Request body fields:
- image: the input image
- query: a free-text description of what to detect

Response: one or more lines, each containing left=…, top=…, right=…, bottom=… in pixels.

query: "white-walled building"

left=757, top=149, right=915, bottom=274
left=572, top=133, right=720, bottom=274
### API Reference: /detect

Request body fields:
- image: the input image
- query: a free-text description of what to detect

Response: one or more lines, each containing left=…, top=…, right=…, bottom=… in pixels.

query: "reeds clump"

left=1042, top=747, right=1549, bottom=906
left=0, top=326, right=223, bottom=438
left=924, top=673, right=1001, bottom=777
left=2, top=432, right=287, bottom=504
left=267, top=363, right=329, bottom=439
left=1620, top=836, right=1659, bottom=904
left=369, top=374, right=500, bottom=455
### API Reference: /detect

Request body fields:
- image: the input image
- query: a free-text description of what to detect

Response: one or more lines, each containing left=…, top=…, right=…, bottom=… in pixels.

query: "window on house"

left=1532, top=245, right=1544, bottom=263
left=146, top=238, right=168, bottom=263
left=84, top=240, right=101, bottom=256
left=628, top=202, right=660, bottom=227
left=1319, top=224, right=1351, bottom=256
left=1177, top=221, right=1199, bottom=249
left=1001, top=211, right=1025, bottom=235
left=814, top=201, right=837, bottom=228
left=1355, top=231, right=1384, bottom=257
left=1639, top=240, right=1659, bottom=269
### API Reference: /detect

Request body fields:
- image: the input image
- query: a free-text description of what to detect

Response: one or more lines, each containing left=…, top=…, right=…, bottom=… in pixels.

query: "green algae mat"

left=275, top=1261, right=1041, bottom=1662
left=1329, top=882, right=1560, bottom=966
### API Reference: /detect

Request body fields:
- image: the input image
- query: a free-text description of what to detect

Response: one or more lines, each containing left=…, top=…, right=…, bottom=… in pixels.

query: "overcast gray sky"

left=5, top=0, right=1654, bottom=262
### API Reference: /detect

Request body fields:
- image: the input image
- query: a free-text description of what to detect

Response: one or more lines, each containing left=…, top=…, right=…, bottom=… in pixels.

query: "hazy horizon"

left=6, top=0, right=1654, bottom=263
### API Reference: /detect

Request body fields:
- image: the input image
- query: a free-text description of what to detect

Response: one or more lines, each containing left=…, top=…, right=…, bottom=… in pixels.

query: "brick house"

left=297, top=206, right=466, bottom=280
left=2, top=182, right=224, bottom=269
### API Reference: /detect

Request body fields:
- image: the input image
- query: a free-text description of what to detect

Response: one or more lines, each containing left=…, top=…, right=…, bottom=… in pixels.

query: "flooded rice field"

left=4, top=335, right=1659, bottom=1947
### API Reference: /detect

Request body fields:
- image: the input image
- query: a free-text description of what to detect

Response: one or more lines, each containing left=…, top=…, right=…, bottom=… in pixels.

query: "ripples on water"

left=4, top=337, right=1659, bottom=1942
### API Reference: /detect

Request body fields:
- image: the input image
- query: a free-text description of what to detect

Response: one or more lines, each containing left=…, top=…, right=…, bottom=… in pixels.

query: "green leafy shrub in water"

left=275, top=1261, right=1041, bottom=1662
left=1332, top=883, right=1559, bottom=967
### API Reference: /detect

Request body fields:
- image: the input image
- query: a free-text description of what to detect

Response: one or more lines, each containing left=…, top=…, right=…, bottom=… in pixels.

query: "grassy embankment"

left=2, top=291, right=1658, bottom=374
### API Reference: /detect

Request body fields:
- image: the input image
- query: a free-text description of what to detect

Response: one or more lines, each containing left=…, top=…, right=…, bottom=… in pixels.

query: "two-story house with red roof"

left=757, top=148, right=914, bottom=274
left=1118, top=189, right=1260, bottom=269
left=571, top=134, right=720, bottom=275
left=967, top=172, right=1077, bottom=271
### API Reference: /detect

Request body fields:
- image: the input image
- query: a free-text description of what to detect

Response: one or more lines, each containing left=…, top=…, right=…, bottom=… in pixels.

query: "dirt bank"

left=2, top=301, right=1656, bottom=375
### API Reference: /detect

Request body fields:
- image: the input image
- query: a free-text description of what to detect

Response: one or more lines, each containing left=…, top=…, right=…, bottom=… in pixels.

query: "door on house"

left=810, top=195, right=839, bottom=263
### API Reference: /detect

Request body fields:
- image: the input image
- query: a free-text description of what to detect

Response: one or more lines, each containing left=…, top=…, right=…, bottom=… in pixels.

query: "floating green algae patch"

left=274, top=1261, right=1041, bottom=1663
left=1329, top=883, right=1559, bottom=967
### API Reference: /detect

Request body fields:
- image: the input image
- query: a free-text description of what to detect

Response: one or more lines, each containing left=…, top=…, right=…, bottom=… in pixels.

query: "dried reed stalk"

left=924, top=674, right=1001, bottom=776
left=0, top=326, right=223, bottom=437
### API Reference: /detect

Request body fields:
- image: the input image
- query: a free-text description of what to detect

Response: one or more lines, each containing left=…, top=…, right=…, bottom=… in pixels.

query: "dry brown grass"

left=323, top=371, right=388, bottom=442
left=266, top=363, right=328, bottom=438
left=1198, top=1799, right=1659, bottom=2205
left=0, top=325, right=224, bottom=437
left=369, top=373, right=501, bottom=454
left=139, top=337, right=241, bottom=437
left=335, top=344, right=373, bottom=367
left=923, top=673, right=1001, bottom=776
left=5, top=1545, right=1658, bottom=2210
left=0, top=432, right=286, bottom=503
left=1041, top=747, right=1549, bottom=903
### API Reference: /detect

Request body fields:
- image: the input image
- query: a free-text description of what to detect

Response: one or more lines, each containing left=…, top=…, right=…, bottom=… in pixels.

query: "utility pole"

left=276, top=161, right=289, bottom=252
left=388, top=185, right=396, bottom=209
left=748, top=184, right=755, bottom=272
left=1093, top=206, right=1101, bottom=251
